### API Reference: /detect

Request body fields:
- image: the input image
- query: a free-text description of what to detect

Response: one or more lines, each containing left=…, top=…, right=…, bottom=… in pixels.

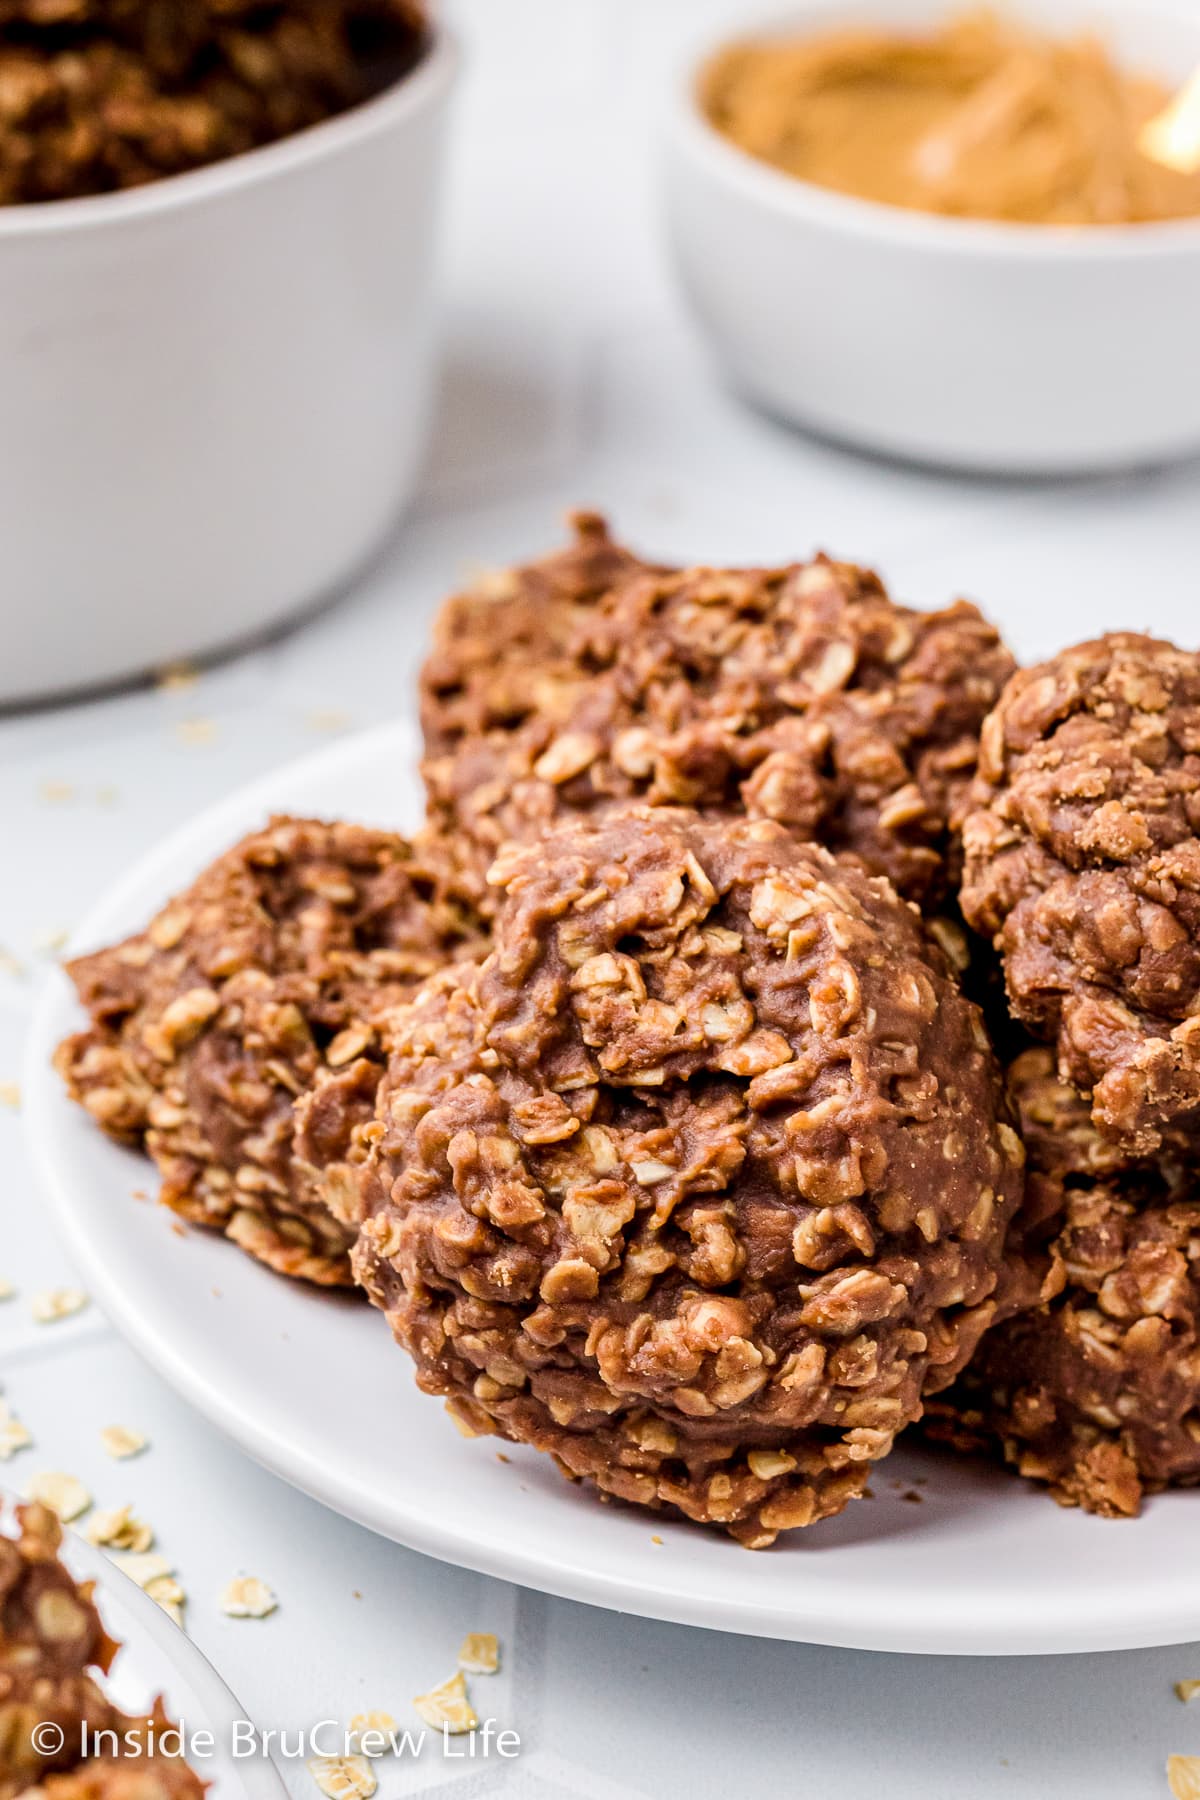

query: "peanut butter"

left=701, top=10, right=1200, bottom=226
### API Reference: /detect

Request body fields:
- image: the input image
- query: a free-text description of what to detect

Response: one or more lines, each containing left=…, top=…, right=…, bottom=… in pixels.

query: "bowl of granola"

left=0, top=1, right=456, bottom=704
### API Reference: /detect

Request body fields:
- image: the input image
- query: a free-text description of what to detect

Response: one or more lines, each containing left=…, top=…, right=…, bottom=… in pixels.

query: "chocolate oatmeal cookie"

left=0, top=1503, right=203, bottom=1800
left=56, top=816, right=483, bottom=1285
left=420, top=511, right=659, bottom=755
left=27, top=1740, right=204, bottom=1800
left=961, top=632, right=1200, bottom=1154
left=931, top=1045, right=1200, bottom=1516
left=0, top=1501, right=123, bottom=1799
left=353, top=809, right=1023, bottom=1544
left=421, top=538, right=1015, bottom=915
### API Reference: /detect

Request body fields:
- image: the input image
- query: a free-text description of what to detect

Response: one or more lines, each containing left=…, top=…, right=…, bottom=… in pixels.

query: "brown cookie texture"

left=420, top=511, right=662, bottom=755
left=55, top=816, right=484, bottom=1286
left=26, top=1738, right=206, bottom=1800
left=421, top=536, right=1016, bottom=916
left=961, top=632, right=1200, bottom=1155
left=929, top=1044, right=1200, bottom=1517
left=0, top=1501, right=123, bottom=1800
left=352, top=809, right=1023, bottom=1545
left=0, top=1502, right=205, bottom=1800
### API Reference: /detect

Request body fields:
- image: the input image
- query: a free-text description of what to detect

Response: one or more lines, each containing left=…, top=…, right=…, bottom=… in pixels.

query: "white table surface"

left=6, top=3, right=1200, bottom=1795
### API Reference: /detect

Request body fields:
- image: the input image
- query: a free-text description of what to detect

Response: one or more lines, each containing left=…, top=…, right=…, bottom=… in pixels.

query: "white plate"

left=22, top=720, right=1200, bottom=1657
left=20, top=1502, right=288, bottom=1800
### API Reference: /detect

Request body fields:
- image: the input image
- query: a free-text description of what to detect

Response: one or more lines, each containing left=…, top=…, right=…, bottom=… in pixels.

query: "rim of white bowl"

left=668, top=0, right=1200, bottom=259
left=0, top=22, right=457, bottom=237
left=49, top=1521, right=289, bottom=1800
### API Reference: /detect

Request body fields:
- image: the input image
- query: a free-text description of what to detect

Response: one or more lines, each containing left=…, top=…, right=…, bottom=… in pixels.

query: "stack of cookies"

left=56, top=515, right=1200, bottom=1540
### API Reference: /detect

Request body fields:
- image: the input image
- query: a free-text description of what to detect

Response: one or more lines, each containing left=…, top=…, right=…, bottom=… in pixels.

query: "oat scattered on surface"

left=0, top=1083, right=20, bottom=1110
left=175, top=717, right=216, bottom=747
left=457, top=1633, right=499, bottom=1675
left=306, top=709, right=351, bottom=733
left=85, top=1505, right=153, bottom=1553
left=1169, top=1756, right=1200, bottom=1799
left=412, top=1671, right=477, bottom=1736
left=0, top=1279, right=14, bottom=1300
left=307, top=1757, right=376, bottom=1800
left=100, top=1425, right=147, bottom=1460
left=0, top=1410, right=32, bottom=1459
left=111, top=1550, right=173, bottom=1589
left=346, top=1715, right=396, bottom=1756
left=144, top=1573, right=186, bottom=1627
left=25, top=1470, right=91, bottom=1521
left=1177, top=1682, right=1200, bottom=1703
left=95, top=786, right=120, bottom=808
left=0, top=949, right=25, bottom=978
left=31, top=1288, right=88, bottom=1324
left=650, top=1534, right=663, bottom=1546
left=34, top=927, right=70, bottom=954
left=38, top=780, right=76, bottom=805
left=219, top=1576, right=277, bottom=1619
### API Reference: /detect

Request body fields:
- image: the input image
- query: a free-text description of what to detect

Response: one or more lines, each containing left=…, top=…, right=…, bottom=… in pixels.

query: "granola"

left=0, top=0, right=428, bottom=206
left=56, top=817, right=484, bottom=1285
left=422, top=527, right=1015, bottom=915
left=353, top=810, right=1022, bottom=1544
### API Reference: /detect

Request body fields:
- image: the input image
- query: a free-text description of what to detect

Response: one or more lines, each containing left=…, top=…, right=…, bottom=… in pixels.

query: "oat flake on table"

left=25, top=1470, right=90, bottom=1520
left=457, top=1632, right=499, bottom=1674
left=412, top=1671, right=478, bottom=1735
left=145, top=1573, right=186, bottom=1626
left=100, top=1425, right=147, bottom=1459
left=220, top=1575, right=277, bottom=1618
left=307, top=1756, right=376, bottom=1800
left=112, top=1550, right=172, bottom=1588
left=0, top=1411, right=31, bottom=1459
left=346, top=1714, right=396, bottom=1756
left=85, top=1505, right=153, bottom=1552
left=30, top=1287, right=88, bottom=1323
left=1169, top=1756, right=1200, bottom=1799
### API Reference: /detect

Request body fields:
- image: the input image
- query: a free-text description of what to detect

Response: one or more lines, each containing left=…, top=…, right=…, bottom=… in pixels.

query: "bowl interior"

left=674, top=0, right=1200, bottom=257
left=0, top=18, right=456, bottom=236
left=692, top=0, right=1200, bottom=86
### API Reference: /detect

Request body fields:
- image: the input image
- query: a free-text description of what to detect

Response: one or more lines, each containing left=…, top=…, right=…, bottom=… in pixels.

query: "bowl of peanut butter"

left=662, top=0, right=1200, bottom=472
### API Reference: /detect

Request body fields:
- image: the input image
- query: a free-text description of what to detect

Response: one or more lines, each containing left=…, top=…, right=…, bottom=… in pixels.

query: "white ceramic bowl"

left=662, top=0, right=1200, bottom=475
left=0, top=30, right=456, bottom=706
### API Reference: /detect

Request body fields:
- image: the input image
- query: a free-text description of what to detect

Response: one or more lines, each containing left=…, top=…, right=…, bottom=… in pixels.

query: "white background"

left=5, top=1, right=1200, bottom=1794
